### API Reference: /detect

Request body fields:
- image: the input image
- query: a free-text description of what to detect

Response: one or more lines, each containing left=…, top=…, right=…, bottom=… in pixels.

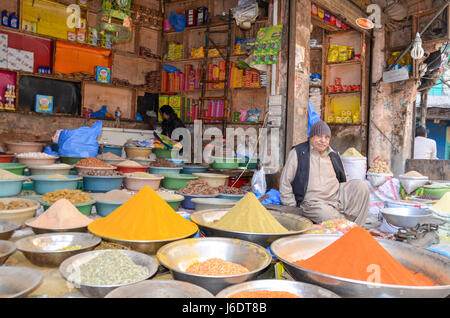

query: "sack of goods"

left=341, top=147, right=366, bottom=180
left=398, top=171, right=429, bottom=194
left=366, top=158, right=393, bottom=188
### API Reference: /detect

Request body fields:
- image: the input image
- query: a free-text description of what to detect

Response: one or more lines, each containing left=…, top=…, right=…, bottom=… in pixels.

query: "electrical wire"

left=231, top=111, right=270, bottom=188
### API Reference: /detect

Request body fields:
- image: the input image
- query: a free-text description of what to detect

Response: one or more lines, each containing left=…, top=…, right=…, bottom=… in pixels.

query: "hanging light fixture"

left=96, top=0, right=133, bottom=43
left=411, top=32, right=424, bottom=60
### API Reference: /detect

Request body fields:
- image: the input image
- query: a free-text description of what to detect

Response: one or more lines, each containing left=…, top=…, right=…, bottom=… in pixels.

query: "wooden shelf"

left=164, top=18, right=269, bottom=34
left=326, top=60, right=361, bottom=67
left=0, top=25, right=112, bottom=52
left=163, top=54, right=246, bottom=64
left=311, top=15, right=341, bottom=32
left=326, top=90, right=361, bottom=96
left=311, top=47, right=323, bottom=50
left=327, top=122, right=362, bottom=126
left=113, top=50, right=162, bottom=63
left=161, top=86, right=264, bottom=94
left=309, top=84, right=322, bottom=88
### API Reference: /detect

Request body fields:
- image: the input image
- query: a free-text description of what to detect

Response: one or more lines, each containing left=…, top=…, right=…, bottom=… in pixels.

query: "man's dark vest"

left=292, top=141, right=346, bottom=207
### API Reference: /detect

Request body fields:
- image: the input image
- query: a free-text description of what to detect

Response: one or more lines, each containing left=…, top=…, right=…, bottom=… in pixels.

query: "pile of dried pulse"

left=88, top=186, right=198, bottom=240
left=68, top=250, right=149, bottom=286
left=210, top=192, right=289, bottom=233
left=186, top=258, right=248, bottom=276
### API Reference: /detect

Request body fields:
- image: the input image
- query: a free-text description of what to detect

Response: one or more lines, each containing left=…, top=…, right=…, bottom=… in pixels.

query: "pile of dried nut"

left=368, top=158, right=392, bottom=174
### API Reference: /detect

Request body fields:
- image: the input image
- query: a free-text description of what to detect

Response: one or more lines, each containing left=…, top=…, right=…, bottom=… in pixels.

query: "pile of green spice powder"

left=69, top=251, right=149, bottom=285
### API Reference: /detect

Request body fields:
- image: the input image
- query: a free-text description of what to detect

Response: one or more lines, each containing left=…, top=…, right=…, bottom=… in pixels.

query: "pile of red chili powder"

left=293, top=226, right=437, bottom=286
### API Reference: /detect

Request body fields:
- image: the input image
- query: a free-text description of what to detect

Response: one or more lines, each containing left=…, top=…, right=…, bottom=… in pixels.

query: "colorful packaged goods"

left=96, top=66, right=111, bottom=83
left=327, top=44, right=339, bottom=63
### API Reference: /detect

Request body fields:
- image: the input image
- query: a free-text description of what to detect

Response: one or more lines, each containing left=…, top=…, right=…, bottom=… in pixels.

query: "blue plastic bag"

left=43, top=146, right=58, bottom=157
left=169, top=12, right=186, bottom=32
left=90, top=106, right=107, bottom=119
left=58, top=120, right=102, bottom=157
left=307, top=100, right=321, bottom=137
left=162, top=65, right=181, bottom=73
left=254, top=189, right=281, bottom=205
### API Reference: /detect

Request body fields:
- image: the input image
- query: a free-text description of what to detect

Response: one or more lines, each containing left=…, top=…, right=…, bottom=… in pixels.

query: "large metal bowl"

left=156, top=237, right=272, bottom=295
left=91, top=229, right=199, bottom=255
left=15, top=233, right=102, bottom=267
left=59, top=249, right=159, bottom=298
left=25, top=217, right=89, bottom=234
left=271, top=234, right=450, bottom=298
left=0, top=266, right=43, bottom=298
left=216, top=279, right=340, bottom=298
left=190, top=209, right=313, bottom=248
left=0, top=240, right=16, bottom=265
left=105, top=279, right=214, bottom=298
left=380, top=208, right=433, bottom=228
left=0, top=219, right=21, bottom=240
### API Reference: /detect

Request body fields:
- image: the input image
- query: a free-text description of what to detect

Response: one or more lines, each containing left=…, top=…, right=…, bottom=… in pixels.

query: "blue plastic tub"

left=148, top=166, right=182, bottom=175
left=217, top=193, right=245, bottom=201
left=167, top=158, right=185, bottom=166
left=102, top=145, right=123, bottom=157
left=181, top=165, right=208, bottom=174
left=82, top=175, right=125, bottom=193
left=179, top=193, right=218, bottom=210
left=0, top=178, right=26, bottom=197
left=30, top=175, right=82, bottom=195
left=95, top=200, right=124, bottom=217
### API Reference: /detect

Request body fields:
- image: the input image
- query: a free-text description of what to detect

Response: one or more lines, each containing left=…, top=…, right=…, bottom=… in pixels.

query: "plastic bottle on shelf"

left=1, top=10, right=8, bottom=27
left=8, top=12, right=18, bottom=29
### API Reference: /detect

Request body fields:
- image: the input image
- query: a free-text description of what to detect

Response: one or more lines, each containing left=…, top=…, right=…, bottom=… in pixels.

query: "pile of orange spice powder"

left=293, top=226, right=437, bottom=286
left=229, top=291, right=300, bottom=298
left=186, top=258, right=249, bottom=276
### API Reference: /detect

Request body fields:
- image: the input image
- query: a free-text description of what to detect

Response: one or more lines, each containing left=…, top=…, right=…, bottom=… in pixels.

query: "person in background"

left=414, top=126, right=438, bottom=159
left=159, top=105, right=185, bottom=140
left=279, top=121, right=369, bottom=226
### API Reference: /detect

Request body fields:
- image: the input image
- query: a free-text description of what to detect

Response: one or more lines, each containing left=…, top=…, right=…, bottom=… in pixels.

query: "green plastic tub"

left=211, top=157, right=239, bottom=170
left=238, top=157, right=259, bottom=170
left=40, top=199, right=96, bottom=216
left=0, top=163, right=27, bottom=175
left=60, top=156, right=86, bottom=165
left=152, top=148, right=178, bottom=159
left=423, top=185, right=450, bottom=199
left=161, top=174, right=198, bottom=190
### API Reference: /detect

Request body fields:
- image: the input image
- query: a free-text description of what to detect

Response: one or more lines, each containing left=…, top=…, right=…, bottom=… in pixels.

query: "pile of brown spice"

left=186, top=258, right=249, bottom=276
left=217, top=185, right=247, bottom=195
left=150, top=158, right=178, bottom=168
left=179, top=180, right=219, bottom=195
left=76, top=157, right=112, bottom=168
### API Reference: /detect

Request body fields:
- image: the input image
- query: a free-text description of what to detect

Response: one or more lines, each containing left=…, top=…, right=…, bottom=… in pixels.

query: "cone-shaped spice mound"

left=294, top=226, right=437, bottom=286
left=88, top=186, right=198, bottom=241
left=211, top=192, right=289, bottom=233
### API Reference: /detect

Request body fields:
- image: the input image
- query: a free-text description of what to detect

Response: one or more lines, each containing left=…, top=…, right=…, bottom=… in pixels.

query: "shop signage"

left=356, top=18, right=374, bottom=30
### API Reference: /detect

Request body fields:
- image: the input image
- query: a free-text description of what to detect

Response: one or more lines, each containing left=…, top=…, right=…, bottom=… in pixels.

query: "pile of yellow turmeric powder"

left=88, top=186, right=198, bottom=241
left=210, top=192, right=289, bottom=234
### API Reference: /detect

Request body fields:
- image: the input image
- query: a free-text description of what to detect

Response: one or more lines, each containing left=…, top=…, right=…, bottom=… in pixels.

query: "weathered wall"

left=368, top=79, right=417, bottom=176
left=286, top=0, right=311, bottom=150
left=0, top=112, right=151, bottom=149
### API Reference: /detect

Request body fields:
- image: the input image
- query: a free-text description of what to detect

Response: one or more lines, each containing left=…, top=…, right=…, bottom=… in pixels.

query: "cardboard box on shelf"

left=20, top=50, right=34, bottom=72
left=7, top=47, right=21, bottom=70
left=35, top=94, right=54, bottom=114
left=0, top=33, right=7, bottom=68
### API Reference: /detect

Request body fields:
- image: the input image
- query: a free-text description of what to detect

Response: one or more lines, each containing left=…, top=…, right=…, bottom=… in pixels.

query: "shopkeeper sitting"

left=280, top=121, right=369, bottom=226
left=159, top=105, right=185, bottom=140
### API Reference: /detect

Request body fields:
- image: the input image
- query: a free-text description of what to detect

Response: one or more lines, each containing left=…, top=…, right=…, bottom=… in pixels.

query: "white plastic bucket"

left=341, top=157, right=367, bottom=180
